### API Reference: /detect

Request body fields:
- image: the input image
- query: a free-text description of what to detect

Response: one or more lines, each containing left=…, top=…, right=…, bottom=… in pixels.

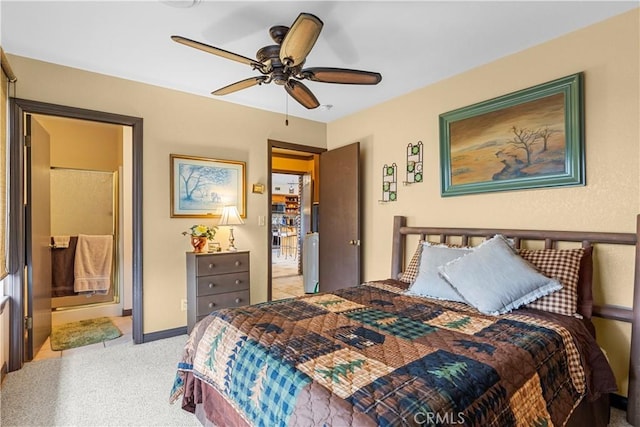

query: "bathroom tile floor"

left=32, top=315, right=132, bottom=361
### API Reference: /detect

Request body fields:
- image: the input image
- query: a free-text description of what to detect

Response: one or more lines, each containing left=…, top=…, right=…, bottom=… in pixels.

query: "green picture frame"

left=439, top=73, right=584, bottom=197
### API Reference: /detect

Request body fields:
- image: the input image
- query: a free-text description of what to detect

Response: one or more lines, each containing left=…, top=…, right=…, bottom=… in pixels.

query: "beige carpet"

left=1, top=335, right=199, bottom=426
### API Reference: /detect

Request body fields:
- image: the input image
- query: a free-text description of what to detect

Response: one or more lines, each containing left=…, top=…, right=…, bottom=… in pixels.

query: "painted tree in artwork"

left=536, top=126, right=560, bottom=152
left=179, top=164, right=231, bottom=201
left=508, top=126, right=540, bottom=165
left=180, top=164, right=205, bottom=201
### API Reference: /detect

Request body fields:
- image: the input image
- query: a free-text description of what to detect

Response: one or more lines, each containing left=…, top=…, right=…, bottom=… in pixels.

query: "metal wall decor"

left=381, top=163, right=398, bottom=202
left=405, top=141, right=423, bottom=184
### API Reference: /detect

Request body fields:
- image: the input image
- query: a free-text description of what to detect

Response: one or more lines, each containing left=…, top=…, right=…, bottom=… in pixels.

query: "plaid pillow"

left=519, top=248, right=585, bottom=317
left=399, top=241, right=423, bottom=283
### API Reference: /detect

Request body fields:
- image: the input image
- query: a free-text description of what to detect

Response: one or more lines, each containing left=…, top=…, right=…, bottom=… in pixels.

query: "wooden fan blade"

left=302, top=67, right=382, bottom=85
left=285, top=80, right=320, bottom=109
left=212, top=76, right=269, bottom=96
left=171, top=35, right=263, bottom=69
left=279, top=13, right=323, bottom=68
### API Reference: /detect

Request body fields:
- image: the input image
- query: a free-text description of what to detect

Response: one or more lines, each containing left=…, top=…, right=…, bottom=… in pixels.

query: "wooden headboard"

left=390, top=215, right=640, bottom=425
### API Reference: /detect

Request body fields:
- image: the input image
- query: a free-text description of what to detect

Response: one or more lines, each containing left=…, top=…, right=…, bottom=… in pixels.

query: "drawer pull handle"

left=235, top=298, right=241, bottom=304
left=208, top=283, right=214, bottom=288
left=235, top=279, right=241, bottom=285
left=208, top=302, right=215, bottom=308
left=208, top=263, right=214, bottom=269
left=234, top=260, right=241, bottom=267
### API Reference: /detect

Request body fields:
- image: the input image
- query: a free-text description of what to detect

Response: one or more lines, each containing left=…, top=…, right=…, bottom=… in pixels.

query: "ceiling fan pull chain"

left=285, top=93, right=289, bottom=126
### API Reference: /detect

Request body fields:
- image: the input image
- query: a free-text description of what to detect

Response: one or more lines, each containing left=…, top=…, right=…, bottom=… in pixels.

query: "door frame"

left=267, top=139, right=325, bottom=301
left=7, top=98, right=144, bottom=371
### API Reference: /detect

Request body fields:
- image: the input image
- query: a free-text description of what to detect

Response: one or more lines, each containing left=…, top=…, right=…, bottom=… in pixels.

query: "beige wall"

left=8, top=54, right=327, bottom=334
left=36, top=115, right=121, bottom=171
left=327, top=9, right=639, bottom=394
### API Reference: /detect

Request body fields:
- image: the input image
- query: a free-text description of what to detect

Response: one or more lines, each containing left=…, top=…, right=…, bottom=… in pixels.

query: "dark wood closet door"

left=25, top=115, right=52, bottom=360
left=319, top=142, right=360, bottom=292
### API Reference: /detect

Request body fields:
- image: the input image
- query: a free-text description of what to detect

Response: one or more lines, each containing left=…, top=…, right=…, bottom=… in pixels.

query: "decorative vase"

left=191, top=236, right=208, bottom=253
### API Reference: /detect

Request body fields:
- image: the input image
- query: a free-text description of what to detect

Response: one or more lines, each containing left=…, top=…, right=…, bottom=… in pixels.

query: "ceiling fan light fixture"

left=279, top=13, right=323, bottom=68
left=172, top=12, right=380, bottom=113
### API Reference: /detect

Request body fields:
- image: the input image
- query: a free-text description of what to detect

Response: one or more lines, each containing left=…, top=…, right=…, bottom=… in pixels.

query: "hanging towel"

left=52, top=235, right=70, bottom=249
left=51, top=236, right=78, bottom=297
left=74, top=234, right=113, bottom=293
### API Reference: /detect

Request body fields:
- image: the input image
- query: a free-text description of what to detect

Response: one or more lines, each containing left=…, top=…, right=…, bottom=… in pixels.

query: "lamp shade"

left=218, top=205, right=244, bottom=226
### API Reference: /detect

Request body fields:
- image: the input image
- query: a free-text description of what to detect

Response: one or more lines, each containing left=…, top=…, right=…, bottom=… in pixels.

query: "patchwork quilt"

left=171, top=280, right=615, bottom=427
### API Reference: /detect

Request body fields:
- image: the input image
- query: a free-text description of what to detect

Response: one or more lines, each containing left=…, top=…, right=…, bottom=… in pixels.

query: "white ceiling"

left=1, top=1, right=637, bottom=123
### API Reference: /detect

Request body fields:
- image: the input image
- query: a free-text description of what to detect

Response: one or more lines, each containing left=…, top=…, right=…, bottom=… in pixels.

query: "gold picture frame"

left=170, top=154, right=246, bottom=218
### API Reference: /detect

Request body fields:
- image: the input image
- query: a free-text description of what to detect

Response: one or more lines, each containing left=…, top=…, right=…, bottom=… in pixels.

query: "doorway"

left=271, top=172, right=304, bottom=299
left=267, top=140, right=362, bottom=300
left=7, top=98, right=143, bottom=371
left=267, top=140, right=324, bottom=301
left=30, top=114, right=128, bottom=360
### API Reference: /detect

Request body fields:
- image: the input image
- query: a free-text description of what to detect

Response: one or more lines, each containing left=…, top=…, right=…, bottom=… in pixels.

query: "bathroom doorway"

left=29, top=114, right=131, bottom=360
left=8, top=99, right=143, bottom=371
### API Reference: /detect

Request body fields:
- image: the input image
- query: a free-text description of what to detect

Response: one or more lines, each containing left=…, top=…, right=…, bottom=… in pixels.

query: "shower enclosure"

left=50, top=168, right=118, bottom=310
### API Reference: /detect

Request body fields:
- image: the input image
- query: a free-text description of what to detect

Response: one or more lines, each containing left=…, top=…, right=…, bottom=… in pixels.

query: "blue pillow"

left=438, top=235, right=562, bottom=315
left=406, top=243, right=472, bottom=302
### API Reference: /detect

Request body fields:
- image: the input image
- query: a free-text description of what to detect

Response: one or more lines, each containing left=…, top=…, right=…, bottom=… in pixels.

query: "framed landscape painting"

left=439, top=73, right=584, bottom=197
left=170, top=154, right=246, bottom=218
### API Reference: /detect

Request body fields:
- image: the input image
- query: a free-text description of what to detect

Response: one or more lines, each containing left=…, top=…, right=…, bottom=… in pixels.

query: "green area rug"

left=51, top=317, right=122, bottom=351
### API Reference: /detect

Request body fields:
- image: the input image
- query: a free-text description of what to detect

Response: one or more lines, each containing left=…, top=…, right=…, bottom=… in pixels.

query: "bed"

left=171, top=215, right=640, bottom=427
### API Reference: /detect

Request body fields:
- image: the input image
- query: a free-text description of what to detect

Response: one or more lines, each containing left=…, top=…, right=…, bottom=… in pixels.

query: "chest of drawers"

left=186, top=250, right=250, bottom=333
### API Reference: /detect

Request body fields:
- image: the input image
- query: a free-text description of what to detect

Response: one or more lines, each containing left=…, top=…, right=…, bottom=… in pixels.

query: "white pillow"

left=406, top=243, right=472, bottom=302
left=438, top=235, right=562, bottom=315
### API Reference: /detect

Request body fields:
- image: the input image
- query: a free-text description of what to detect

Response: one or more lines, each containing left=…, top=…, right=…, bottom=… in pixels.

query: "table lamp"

left=218, top=205, right=244, bottom=251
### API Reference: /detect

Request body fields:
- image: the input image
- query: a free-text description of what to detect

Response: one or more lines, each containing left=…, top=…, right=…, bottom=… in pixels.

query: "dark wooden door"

left=319, top=142, right=360, bottom=292
left=25, top=114, right=52, bottom=360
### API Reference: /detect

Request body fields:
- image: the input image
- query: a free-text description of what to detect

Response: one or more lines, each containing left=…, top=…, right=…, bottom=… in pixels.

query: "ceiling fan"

left=171, top=12, right=382, bottom=109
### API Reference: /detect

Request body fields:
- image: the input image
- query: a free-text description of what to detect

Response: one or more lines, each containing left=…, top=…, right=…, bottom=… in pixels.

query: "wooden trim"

left=391, top=216, right=406, bottom=280
left=593, top=305, right=633, bottom=323
left=391, top=214, right=640, bottom=425
left=397, top=225, right=636, bottom=245
left=142, top=326, right=187, bottom=343
left=628, top=214, right=640, bottom=424
left=1, top=48, right=17, bottom=82
left=268, top=139, right=326, bottom=155
left=7, top=98, right=144, bottom=372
